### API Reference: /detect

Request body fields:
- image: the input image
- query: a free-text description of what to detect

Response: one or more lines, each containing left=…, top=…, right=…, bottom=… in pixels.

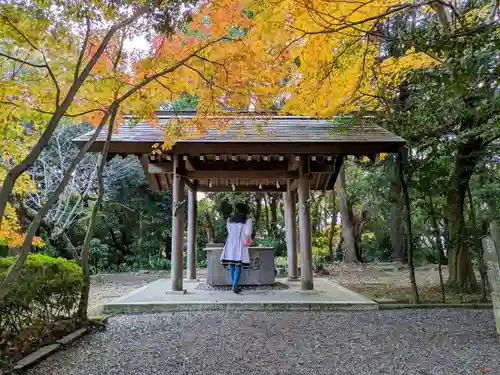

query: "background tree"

left=238, top=0, right=499, bottom=289
left=0, top=0, right=257, bottom=302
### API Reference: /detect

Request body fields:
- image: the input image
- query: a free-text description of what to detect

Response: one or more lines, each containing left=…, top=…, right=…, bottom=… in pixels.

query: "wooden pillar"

left=187, top=181, right=198, bottom=280
left=298, top=157, right=313, bottom=290
left=171, top=154, right=185, bottom=291
left=482, top=229, right=500, bottom=333
left=284, top=187, right=298, bottom=279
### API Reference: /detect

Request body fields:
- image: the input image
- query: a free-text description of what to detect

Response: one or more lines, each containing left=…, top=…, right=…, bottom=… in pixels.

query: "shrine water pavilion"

left=73, top=111, right=406, bottom=293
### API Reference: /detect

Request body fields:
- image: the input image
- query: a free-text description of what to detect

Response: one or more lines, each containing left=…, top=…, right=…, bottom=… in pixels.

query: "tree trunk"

left=467, top=187, right=488, bottom=302
left=389, top=157, right=405, bottom=262
left=164, top=242, right=172, bottom=261
left=0, top=111, right=111, bottom=303
left=60, top=231, right=80, bottom=262
left=254, top=193, right=262, bottom=229
left=337, top=164, right=366, bottom=262
left=428, top=198, right=446, bottom=265
left=328, top=190, right=337, bottom=259
left=311, top=193, right=325, bottom=233
left=109, top=228, right=121, bottom=249
left=138, top=211, right=144, bottom=246
left=446, top=140, right=481, bottom=289
left=78, top=107, right=117, bottom=320
left=269, top=193, right=278, bottom=234
left=204, top=211, right=215, bottom=243
left=334, top=236, right=343, bottom=260
left=429, top=196, right=446, bottom=303
left=443, top=217, right=450, bottom=254
left=263, top=193, right=270, bottom=232
left=354, top=201, right=370, bottom=262
left=338, top=164, right=359, bottom=262
left=398, top=152, right=419, bottom=304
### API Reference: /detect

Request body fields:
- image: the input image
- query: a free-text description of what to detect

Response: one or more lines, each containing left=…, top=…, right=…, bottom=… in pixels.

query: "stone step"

left=13, top=344, right=60, bottom=371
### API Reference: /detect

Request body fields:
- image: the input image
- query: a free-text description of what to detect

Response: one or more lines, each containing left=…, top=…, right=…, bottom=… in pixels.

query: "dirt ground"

left=88, top=264, right=486, bottom=315
left=328, top=263, right=487, bottom=303
left=327, top=263, right=449, bottom=287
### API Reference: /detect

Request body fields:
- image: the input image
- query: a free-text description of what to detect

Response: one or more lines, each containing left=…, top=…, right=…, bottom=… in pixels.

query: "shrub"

left=275, top=256, right=287, bottom=266
left=254, top=236, right=287, bottom=257
left=312, top=246, right=330, bottom=268
left=0, top=254, right=83, bottom=367
left=89, top=238, right=111, bottom=273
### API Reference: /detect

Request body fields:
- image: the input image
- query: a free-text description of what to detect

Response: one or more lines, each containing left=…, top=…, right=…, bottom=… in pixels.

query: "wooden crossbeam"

left=314, top=174, right=321, bottom=190
left=185, top=170, right=296, bottom=179
left=198, top=185, right=286, bottom=192
left=148, top=162, right=173, bottom=174
left=191, top=160, right=286, bottom=171
left=148, top=160, right=338, bottom=175
left=325, top=156, right=345, bottom=190
left=180, top=176, right=196, bottom=191
left=140, top=155, right=160, bottom=192
left=309, top=160, right=338, bottom=173
left=79, top=141, right=404, bottom=155
left=184, top=156, right=196, bottom=171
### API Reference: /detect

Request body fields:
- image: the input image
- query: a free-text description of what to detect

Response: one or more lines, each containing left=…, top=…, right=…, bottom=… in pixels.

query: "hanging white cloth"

left=220, top=218, right=253, bottom=268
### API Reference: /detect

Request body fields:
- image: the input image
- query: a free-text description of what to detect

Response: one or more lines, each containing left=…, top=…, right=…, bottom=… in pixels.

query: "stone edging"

left=378, top=302, right=493, bottom=310
left=12, top=315, right=111, bottom=372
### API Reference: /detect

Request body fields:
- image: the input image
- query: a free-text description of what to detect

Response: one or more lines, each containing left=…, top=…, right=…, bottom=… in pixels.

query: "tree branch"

left=0, top=7, right=149, bottom=231
left=117, top=36, right=231, bottom=104
left=76, top=6, right=147, bottom=84
left=184, top=63, right=229, bottom=92
left=0, top=52, right=46, bottom=68
left=75, top=15, right=91, bottom=81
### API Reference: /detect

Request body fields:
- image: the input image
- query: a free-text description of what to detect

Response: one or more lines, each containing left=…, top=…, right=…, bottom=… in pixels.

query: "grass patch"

left=344, top=283, right=490, bottom=304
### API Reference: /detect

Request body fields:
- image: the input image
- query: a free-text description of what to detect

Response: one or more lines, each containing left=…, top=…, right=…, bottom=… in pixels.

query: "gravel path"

left=88, top=272, right=170, bottom=316
left=26, top=309, right=499, bottom=375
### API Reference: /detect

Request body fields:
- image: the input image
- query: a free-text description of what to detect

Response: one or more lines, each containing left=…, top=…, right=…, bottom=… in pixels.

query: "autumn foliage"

left=0, top=0, right=255, bottom=247
left=0, top=204, right=43, bottom=249
left=0, top=0, right=448, bottom=248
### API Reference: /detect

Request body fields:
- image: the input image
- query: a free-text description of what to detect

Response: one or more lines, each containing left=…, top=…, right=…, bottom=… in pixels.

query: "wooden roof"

left=73, top=112, right=406, bottom=192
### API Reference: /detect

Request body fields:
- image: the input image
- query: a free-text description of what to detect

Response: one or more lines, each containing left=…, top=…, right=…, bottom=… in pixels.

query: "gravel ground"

left=88, top=272, right=170, bottom=316
left=26, top=309, right=499, bottom=375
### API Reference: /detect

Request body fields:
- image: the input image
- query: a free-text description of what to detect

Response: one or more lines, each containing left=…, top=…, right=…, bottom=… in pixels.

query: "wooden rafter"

left=198, top=185, right=286, bottom=192
left=140, top=155, right=160, bottom=192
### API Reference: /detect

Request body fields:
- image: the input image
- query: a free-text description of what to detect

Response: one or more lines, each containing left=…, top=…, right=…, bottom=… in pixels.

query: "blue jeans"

left=229, top=264, right=242, bottom=287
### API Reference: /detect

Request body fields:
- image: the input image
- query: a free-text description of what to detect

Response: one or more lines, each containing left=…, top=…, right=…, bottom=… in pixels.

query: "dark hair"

left=234, top=202, right=249, bottom=216
left=228, top=203, right=249, bottom=223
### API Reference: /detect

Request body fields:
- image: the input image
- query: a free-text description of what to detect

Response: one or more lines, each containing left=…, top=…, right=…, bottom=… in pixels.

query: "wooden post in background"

left=284, top=186, right=298, bottom=279
left=298, top=157, right=313, bottom=290
left=187, top=181, right=198, bottom=280
left=170, top=154, right=185, bottom=291
left=482, top=220, right=500, bottom=334
left=490, top=220, right=500, bottom=261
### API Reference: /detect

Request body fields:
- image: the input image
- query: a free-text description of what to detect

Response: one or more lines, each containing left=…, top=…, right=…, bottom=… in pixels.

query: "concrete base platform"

left=103, top=278, right=377, bottom=313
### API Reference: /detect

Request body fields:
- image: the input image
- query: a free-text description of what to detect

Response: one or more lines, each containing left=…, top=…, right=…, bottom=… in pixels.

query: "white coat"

left=220, top=218, right=253, bottom=268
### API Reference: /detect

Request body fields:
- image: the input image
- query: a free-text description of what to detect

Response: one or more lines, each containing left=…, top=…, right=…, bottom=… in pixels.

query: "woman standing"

left=220, top=202, right=253, bottom=294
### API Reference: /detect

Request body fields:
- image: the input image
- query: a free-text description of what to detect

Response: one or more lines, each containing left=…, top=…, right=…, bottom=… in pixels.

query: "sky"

left=124, top=34, right=150, bottom=54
